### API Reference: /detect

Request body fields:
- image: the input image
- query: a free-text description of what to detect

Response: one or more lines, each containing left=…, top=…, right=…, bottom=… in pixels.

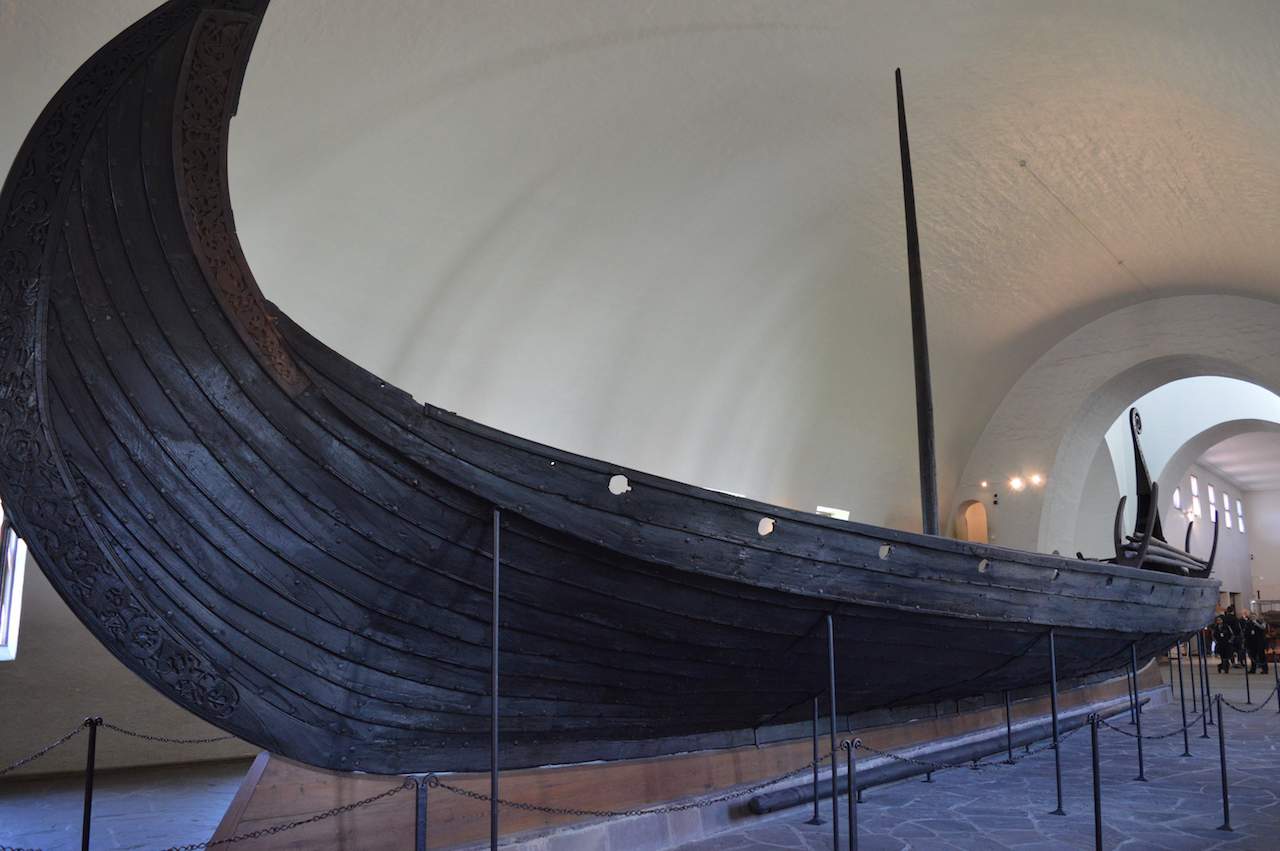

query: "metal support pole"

left=1004, top=691, right=1014, bottom=764
left=807, top=698, right=824, bottom=825
left=1126, top=657, right=1137, bottom=724
left=1216, top=694, right=1232, bottom=832
left=923, top=771, right=933, bottom=783
left=415, top=777, right=429, bottom=851
left=826, top=614, right=840, bottom=851
left=1090, top=714, right=1102, bottom=851
left=1201, top=633, right=1215, bottom=726
left=1131, top=644, right=1146, bottom=781
left=81, top=717, right=101, bottom=851
left=842, top=740, right=859, bottom=851
left=490, top=508, right=501, bottom=851
left=1048, top=630, right=1065, bottom=815
left=1244, top=659, right=1252, bottom=704
left=1188, top=639, right=1198, bottom=713
left=1175, top=640, right=1191, bottom=757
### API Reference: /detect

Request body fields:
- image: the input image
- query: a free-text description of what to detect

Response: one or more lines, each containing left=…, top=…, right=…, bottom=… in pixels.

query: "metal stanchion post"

left=1200, top=633, right=1215, bottom=726
left=827, top=614, right=840, bottom=851
left=807, top=698, right=824, bottom=825
left=1274, top=653, right=1280, bottom=716
left=1244, top=659, right=1252, bottom=704
left=416, top=777, right=429, bottom=851
left=1216, top=694, right=1231, bottom=832
left=1090, top=714, right=1102, bottom=851
left=81, top=717, right=101, bottom=851
left=842, top=739, right=859, bottom=851
left=1048, top=630, right=1065, bottom=816
left=1004, top=691, right=1014, bottom=764
left=1175, top=640, right=1191, bottom=757
left=1131, top=644, right=1147, bottom=781
left=490, top=508, right=501, bottom=851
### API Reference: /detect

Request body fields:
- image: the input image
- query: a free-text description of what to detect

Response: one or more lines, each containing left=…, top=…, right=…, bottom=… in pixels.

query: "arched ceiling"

left=1201, top=433, right=1280, bottom=492
left=4, top=0, right=1280, bottom=529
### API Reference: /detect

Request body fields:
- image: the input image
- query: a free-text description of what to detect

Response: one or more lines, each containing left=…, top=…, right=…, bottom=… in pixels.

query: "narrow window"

left=1208, top=484, right=1218, bottom=522
left=1222, top=492, right=1232, bottom=529
left=1190, top=475, right=1202, bottom=518
left=1237, top=500, right=1246, bottom=534
left=0, top=499, right=28, bottom=662
left=1172, top=487, right=1182, bottom=510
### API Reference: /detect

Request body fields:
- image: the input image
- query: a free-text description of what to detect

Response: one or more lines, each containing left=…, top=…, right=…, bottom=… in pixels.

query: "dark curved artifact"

left=0, top=0, right=1218, bottom=775
left=1107, top=408, right=1217, bottom=577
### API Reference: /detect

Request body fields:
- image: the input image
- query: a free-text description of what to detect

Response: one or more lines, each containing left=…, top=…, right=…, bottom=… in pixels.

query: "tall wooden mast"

left=895, top=68, right=940, bottom=536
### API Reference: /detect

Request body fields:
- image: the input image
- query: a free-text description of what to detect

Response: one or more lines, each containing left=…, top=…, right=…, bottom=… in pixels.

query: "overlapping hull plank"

left=0, top=0, right=1217, bottom=775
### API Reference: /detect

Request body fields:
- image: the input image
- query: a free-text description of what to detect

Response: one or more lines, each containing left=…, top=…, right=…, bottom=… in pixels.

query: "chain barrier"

left=100, top=722, right=236, bottom=744
left=427, top=753, right=831, bottom=819
left=1220, top=687, right=1278, bottom=715
left=0, top=845, right=42, bottom=851
left=1098, top=707, right=1208, bottom=740
left=0, top=724, right=85, bottom=777
left=160, top=779, right=416, bottom=850
left=853, top=723, right=1083, bottom=773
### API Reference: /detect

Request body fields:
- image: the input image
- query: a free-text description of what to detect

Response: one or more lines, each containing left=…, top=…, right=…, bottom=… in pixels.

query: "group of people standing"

left=1210, top=606, right=1271, bottom=674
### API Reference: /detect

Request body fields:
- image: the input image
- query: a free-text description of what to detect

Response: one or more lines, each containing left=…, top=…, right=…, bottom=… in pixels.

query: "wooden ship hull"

left=0, top=0, right=1217, bottom=776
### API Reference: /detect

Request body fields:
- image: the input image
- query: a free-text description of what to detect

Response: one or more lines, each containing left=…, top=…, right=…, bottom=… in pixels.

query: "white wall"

left=1159, top=463, right=1251, bottom=598
left=0, top=567, right=255, bottom=777
left=1244, top=489, right=1280, bottom=602
left=1072, top=441, right=1122, bottom=558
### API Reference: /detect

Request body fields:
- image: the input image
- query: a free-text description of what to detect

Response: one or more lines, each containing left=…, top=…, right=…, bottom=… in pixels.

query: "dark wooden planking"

left=0, top=0, right=1219, bottom=776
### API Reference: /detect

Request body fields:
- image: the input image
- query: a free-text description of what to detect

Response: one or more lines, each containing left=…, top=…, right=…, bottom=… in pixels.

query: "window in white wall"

left=1172, top=487, right=1182, bottom=510
left=0, top=500, right=28, bottom=662
left=1190, top=475, right=1202, bottom=518
left=1223, top=492, right=1233, bottom=529
left=1237, top=499, right=1246, bottom=534
left=1207, top=484, right=1217, bottom=522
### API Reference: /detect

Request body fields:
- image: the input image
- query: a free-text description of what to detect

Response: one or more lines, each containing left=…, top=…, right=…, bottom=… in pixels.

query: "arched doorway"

left=954, top=500, right=989, bottom=544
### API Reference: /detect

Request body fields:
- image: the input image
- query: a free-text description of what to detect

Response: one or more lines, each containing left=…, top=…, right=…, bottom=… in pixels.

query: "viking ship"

left=0, top=0, right=1217, bottom=775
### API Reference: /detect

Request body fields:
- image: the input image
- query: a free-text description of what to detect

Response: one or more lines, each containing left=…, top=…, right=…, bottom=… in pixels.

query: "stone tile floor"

left=677, top=665, right=1280, bottom=850
left=0, top=758, right=251, bottom=851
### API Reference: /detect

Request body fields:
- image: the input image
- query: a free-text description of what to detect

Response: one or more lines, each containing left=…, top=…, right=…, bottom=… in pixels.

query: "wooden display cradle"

left=210, top=663, right=1162, bottom=850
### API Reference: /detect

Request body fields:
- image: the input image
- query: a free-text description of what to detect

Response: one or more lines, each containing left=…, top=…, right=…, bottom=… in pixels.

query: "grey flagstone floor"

left=676, top=662, right=1280, bottom=850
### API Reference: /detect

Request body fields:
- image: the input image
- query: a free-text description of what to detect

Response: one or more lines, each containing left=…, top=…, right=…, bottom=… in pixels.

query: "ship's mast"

left=895, top=68, right=940, bottom=536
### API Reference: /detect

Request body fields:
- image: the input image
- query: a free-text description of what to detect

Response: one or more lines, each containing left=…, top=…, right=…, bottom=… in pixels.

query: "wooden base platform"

left=209, top=662, right=1163, bottom=849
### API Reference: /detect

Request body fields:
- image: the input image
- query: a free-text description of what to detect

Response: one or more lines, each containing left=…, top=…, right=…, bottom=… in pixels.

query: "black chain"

left=853, top=724, right=1082, bottom=773
left=161, top=779, right=416, bottom=850
left=101, top=721, right=235, bottom=744
left=1220, top=687, right=1278, bottom=714
left=0, top=724, right=84, bottom=777
left=0, top=845, right=42, bottom=851
left=427, top=754, right=830, bottom=819
left=1098, top=708, right=1207, bottom=740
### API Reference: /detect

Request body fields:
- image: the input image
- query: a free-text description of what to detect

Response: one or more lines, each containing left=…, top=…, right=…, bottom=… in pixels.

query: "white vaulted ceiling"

left=4, top=0, right=1280, bottom=530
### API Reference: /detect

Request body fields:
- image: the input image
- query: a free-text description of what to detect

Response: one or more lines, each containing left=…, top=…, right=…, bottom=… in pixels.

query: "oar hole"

left=608, top=474, right=631, bottom=495
left=879, top=544, right=893, bottom=560
left=977, top=559, right=989, bottom=574
left=758, top=517, right=775, bottom=536
left=1051, top=569, right=1060, bottom=581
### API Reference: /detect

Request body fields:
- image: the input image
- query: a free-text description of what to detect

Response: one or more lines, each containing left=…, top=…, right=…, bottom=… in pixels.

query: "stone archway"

left=953, top=499, right=989, bottom=543
left=956, top=295, right=1280, bottom=556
